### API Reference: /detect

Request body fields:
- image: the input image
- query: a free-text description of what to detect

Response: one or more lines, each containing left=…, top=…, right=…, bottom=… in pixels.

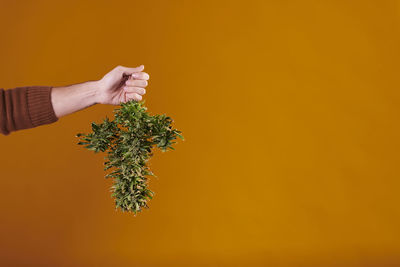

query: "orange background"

left=1, top=0, right=400, bottom=266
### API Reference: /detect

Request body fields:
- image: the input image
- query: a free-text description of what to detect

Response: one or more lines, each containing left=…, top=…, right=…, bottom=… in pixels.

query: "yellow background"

left=0, top=0, right=400, bottom=266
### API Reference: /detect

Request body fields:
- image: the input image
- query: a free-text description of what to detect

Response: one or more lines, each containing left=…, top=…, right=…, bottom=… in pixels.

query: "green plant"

left=76, top=100, right=184, bottom=214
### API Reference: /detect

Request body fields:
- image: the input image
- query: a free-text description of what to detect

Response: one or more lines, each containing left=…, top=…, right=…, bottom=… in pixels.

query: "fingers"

left=118, top=65, right=144, bottom=75
left=116, top=65, right=149, bottom=103
left=123, top=86, right=146, bottom=95
left=131, top=72, right=150, bottom=80
left=125, top=79, right=148, bottom=87
left=124, top=76, right=148, bottom=96
left=125, top=92, right=142, bottom=102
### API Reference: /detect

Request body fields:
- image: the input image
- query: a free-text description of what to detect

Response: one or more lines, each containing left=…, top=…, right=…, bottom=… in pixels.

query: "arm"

left=0, top=65, right=149, bottom=135
left=52, top=65, right=149, bottom=118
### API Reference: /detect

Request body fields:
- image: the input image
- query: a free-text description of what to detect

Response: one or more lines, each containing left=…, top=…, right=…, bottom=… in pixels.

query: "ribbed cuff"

left=26, top=86, right=59, bottom=127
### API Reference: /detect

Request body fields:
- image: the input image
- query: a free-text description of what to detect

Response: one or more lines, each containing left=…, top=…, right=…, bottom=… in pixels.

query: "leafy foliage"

left=76, top=100, right=184, bottom=214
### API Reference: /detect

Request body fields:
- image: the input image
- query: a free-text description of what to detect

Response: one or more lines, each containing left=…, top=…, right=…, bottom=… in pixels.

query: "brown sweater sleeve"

left=0, top=86, right=59, bottom=135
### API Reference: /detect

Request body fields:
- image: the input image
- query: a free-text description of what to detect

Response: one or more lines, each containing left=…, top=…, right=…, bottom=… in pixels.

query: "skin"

left=51, top=65, right=149, bottom=118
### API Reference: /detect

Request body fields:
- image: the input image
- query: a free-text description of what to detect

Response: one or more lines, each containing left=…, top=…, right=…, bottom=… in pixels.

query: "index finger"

left=131, top=72, right=150, bottom=80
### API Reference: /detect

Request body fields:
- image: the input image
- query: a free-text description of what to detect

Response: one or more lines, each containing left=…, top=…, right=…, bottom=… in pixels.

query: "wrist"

left=85, top=80, right=100, bottom=105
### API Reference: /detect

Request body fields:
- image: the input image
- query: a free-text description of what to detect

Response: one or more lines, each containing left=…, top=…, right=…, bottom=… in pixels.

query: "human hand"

left=96, top=65, right=149, bottom=105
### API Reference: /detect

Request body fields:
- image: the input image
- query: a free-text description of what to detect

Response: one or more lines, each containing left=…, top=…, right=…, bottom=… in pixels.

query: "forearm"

left=51, top=80, right=99, bottom=118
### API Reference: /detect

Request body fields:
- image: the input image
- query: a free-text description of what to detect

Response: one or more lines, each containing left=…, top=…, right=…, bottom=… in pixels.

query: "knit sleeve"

left=0, top=86, right=59, bottom=135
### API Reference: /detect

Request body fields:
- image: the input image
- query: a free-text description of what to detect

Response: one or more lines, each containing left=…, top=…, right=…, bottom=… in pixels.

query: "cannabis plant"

left=76, top=100, right=183, bottom=214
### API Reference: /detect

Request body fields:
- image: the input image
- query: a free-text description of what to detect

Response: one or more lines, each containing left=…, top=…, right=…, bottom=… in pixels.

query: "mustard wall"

left=0, top=1, right=399, bottom=266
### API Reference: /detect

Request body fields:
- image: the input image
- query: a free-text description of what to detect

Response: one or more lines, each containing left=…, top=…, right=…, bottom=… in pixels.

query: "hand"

left=96, top=65, right=149, bottom=105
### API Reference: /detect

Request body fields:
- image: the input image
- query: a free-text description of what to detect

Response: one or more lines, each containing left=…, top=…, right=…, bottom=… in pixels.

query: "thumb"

left=119, top=65, right=144, bottom=75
